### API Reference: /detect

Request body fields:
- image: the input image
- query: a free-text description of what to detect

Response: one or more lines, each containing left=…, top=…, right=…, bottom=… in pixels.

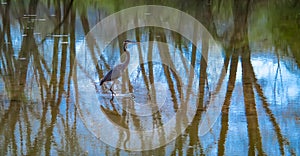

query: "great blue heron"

left=100, top=40, right=138, bottom=98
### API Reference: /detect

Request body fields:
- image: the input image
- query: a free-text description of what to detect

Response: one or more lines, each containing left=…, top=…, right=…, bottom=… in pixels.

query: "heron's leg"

left=110, top=81, right=116, bottom=98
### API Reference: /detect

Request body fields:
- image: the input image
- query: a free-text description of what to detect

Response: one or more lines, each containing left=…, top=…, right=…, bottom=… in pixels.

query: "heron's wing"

left=111, top=66, right=123, bottom=79
left=101, top=69, right=113, bottom=82
left=101, top=66, right=123, bottom=83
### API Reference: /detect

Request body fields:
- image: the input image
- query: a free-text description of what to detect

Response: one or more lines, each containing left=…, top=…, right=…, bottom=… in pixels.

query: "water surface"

left=0, top=0, right=300, bottom=155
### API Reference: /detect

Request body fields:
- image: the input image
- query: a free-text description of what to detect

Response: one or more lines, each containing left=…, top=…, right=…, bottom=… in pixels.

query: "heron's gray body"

left=100, top=50, right=130, bottom=85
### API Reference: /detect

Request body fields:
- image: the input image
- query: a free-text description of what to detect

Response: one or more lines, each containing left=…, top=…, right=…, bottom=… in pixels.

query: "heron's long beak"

left=128, top=41, right=139, bottom=44
left=123, top=40, right=140, bottom=51
left=124, top=40, right=140, bottom=44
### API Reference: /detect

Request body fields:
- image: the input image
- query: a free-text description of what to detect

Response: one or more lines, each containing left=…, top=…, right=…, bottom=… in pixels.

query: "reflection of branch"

left=184, top=38, right=197, bottom=105
left=211, top=49, right=232, bottom=97
left=156, top=32, right=184, bottom=110
left=147, top=29, right=166, bottom=147
left=0, top=1, right=85, bottom=155
left=39, top=0, right=74, bottom=44
left=66, top=9, right=76, bottom=128
left=32, top=40, right=52, bottom=101
left=135, top=28, right=150, bottom=91
left=49, top=37, right=59, bottom=98
left=148, top=28, right=155, bottom=85
left=80, top=12, right=108, bottom=81
left=273, top=49, right=284, bottom=105
left=186, top=45, right=207, bottom=155
left=57, top=0, right=74, bottom=32
left=217, top=50, right=239, bottom=155
left=251, top=63, right=294, bottom=155
left=45, top=5, right=71, bottom=154
left=178, top=42, right=189, bottom=73
left=242, top=49, right=264, bottom=156
left=198, top=34, right=209, bottom=109
left=0, top=2, right=41, bottom=155
left=231, top=0, right=266, bottom=154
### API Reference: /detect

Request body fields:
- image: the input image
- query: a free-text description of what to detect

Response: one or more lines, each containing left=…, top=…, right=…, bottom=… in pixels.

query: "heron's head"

left=123, top=40, right=139, bottom=51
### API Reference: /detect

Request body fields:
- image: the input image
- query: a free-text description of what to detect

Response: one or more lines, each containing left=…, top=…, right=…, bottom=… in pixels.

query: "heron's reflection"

left=100, top=97, right=130, bottom=149
left=100, top=98, right=128, bottom=129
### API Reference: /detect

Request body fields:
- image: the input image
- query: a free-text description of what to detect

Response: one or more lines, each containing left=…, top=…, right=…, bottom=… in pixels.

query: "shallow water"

left=1, top=0, right=300, bottom=155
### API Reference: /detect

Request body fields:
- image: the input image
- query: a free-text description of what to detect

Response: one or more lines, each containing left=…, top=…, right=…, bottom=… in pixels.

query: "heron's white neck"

left=121, top=50, right=130, bottom=69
